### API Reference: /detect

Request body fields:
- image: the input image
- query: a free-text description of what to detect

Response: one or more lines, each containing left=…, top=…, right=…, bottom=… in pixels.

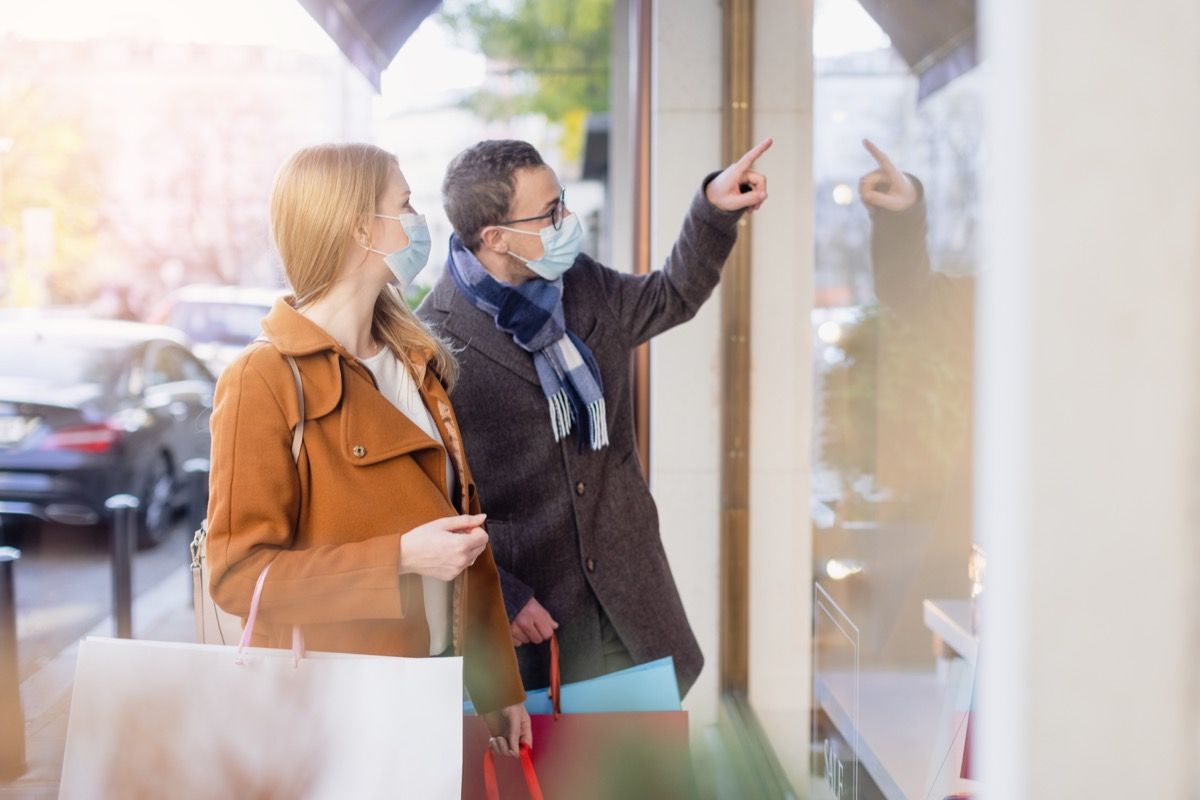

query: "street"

left=2, top=518, right=193, bottom=682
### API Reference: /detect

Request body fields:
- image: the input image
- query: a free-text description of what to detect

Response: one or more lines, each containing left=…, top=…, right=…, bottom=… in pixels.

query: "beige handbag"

left=190, top=351, right=304, bottom=645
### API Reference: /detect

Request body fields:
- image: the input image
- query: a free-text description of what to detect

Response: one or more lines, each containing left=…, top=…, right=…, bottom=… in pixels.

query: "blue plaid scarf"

left=447, top=235, right=609, bottom=451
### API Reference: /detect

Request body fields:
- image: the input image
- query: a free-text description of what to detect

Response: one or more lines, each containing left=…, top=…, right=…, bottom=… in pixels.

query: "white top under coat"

left=359, top=346, right=454, bottom=657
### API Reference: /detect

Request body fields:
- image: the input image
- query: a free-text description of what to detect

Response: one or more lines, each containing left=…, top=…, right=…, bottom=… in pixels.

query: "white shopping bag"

left=60, top=639, right=463, bottom=799
left=61, top=563, right=464, bottom=799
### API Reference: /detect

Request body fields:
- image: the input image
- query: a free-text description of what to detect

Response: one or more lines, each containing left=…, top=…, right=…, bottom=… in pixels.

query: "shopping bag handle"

left=227, top=346, right=306, bottom=668
left=547, top=633, right=561, bottom=718
left=483, top=745, right=543, bottom=800
left=236, top=562, right=305, bottom=668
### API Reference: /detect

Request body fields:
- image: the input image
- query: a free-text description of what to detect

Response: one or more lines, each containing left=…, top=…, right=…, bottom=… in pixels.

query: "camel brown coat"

left=206, top=299, right=524, bottom=714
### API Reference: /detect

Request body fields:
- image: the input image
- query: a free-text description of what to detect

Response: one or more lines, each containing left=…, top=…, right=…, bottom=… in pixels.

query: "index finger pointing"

left=862, top=139, right=901, bottom=179
left=738, top=137, right=774, bottom=168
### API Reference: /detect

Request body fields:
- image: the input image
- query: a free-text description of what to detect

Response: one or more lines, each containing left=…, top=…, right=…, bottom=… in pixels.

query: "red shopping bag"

left=463, top=637, right=692, bottom=799
left=483, top=747, right=543, bottom=800
left=463, top=712, right=690, bottom=800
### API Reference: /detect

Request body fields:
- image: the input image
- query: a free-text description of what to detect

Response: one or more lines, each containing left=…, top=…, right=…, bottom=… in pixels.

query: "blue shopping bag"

left=465, top=635, right=682, bottom=715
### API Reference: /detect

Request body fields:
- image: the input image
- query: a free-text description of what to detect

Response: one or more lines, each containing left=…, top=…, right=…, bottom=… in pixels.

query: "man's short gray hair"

left=442, top=140, right=546, bottom=251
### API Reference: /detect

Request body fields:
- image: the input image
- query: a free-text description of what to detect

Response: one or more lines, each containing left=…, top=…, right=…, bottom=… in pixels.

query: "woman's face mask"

left=363, top=213, right=432, bottom=288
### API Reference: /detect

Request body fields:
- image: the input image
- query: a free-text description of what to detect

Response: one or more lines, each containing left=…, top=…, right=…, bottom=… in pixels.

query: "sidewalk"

left=0, top=565, right=196, bottom=798
left=0, top=569, right=755, bottom=799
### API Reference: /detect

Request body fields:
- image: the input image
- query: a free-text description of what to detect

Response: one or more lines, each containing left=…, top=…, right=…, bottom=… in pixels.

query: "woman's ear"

left=354, top=215, right=373, bottom=249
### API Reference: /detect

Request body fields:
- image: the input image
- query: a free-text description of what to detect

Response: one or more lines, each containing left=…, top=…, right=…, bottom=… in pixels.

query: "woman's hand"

left=398, top=514, right=489, bottom=582
left=484, top=702, right=532, bottom=758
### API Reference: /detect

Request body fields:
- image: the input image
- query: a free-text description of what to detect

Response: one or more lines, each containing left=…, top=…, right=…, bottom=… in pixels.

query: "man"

left=860, top=138, right=974, bottom=347
left=861, top=138, right=979, bottom=786
left=860, top=137, right=974, bottom=538
left=419, top=137, right=771, bottom=694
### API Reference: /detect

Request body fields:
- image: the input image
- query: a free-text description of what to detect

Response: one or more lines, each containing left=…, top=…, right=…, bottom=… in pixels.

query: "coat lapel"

left=429, top=269, right=605, bottom=390
left=339, top=360, right=443, bottom=466
left=431, top=273, right=541, bottom=388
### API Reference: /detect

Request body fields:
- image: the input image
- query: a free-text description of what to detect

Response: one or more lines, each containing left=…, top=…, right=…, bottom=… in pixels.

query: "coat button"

left=575, top=481, right=586, bottom=496
left=352, top=445, right=366, bottom=458
left=586, top=557, right=596, bottom=573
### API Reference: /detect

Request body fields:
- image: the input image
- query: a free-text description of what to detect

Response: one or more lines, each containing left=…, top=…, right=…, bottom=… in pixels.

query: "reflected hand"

left=484, top=703, right=532, bottom=758
left=706, top=137, right=773, bottom=213
left=859, top=139, right=918, bottom=212
left=510, top=597, right=558, bottom=646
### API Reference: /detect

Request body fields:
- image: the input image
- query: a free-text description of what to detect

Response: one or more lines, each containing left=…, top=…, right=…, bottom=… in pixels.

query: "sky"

left=0, top=0, right=486, bottom=113
left=0, top=0, right=336, bottom=51
left=0, top=0, right=888, bottom=108
left=813, top=0, right=891, bottom=59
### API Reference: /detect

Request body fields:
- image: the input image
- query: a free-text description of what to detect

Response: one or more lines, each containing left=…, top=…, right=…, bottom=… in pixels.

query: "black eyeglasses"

left=497, top=189, right=567, bottom=231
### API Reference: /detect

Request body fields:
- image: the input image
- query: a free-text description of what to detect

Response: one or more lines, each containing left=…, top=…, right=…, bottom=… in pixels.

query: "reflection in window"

left=810, top=0, right=982, bottom=797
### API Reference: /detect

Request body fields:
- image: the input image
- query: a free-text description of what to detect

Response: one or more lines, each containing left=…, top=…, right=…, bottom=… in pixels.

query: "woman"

left=206, top=143, right=530, bottom=758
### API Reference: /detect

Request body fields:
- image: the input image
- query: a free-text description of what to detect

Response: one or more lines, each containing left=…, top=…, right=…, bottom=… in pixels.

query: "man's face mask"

left=364, top=213, right=431, bottom=288
left=495, top=201, right=586, bottom=281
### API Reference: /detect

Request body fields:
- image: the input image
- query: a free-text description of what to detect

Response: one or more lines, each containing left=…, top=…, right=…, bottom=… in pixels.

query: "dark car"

left=0, top=318, right=215, bottom=548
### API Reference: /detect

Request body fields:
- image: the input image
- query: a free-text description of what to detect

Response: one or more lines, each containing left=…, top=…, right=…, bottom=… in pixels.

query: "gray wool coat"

left=418, top=178, right=742, bottom=696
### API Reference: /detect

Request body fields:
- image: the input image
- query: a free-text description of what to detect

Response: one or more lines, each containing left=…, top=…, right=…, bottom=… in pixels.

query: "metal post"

left=182, top=458, right=209, bottom=533
left=718, top=0, right=755, bottom=696
left=630, top=0, right=654, bottom=480
left=0, top=547, right=24, bottom=780
left=105, top=495, right=139, bottom=640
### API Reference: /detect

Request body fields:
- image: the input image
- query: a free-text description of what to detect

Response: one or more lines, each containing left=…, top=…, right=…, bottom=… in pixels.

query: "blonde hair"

left=269, top=143, right=458, bottom=386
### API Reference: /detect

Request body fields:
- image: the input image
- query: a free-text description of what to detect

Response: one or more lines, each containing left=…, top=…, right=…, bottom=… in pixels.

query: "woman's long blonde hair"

left=269, top=143, right=458, bottom=386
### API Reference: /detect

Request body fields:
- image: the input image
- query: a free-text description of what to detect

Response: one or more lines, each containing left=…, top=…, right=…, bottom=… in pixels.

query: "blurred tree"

left=817, top=302, right=971, bottom=507
left=405, top=283, right=432, bottom=311
left=817, top=304, right=880, bottom=490
left=108, top=87, right=285, bottom=292
left=0, top=84, right=102, bottom=306
left=440, top=0, right=612, bottom=163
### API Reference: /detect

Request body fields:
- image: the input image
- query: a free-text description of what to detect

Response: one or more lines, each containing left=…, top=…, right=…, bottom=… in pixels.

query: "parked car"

left=0, top=318, right=215, bottom=548
left=149, top=284, right=285, bottom=375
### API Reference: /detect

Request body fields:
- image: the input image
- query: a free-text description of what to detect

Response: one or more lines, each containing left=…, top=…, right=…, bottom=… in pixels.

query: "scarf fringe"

left=549, top=390, right=573, bottom=442
left=450, top=239, right=609, bottom=451
left=588, top=399, right=609, bottom=450
left=549, top=394, right=609, bottom=450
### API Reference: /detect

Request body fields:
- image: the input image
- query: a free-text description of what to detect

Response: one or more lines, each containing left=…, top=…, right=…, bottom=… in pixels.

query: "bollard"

left=105, top=495, right=139, bottom=640
left=0, top=547, right=25, bottom=780
left=182, top=458, right=210, bottom=532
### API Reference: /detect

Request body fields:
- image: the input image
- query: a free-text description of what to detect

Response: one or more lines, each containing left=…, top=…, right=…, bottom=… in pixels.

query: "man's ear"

left=478, top=226, right=508, bottom=254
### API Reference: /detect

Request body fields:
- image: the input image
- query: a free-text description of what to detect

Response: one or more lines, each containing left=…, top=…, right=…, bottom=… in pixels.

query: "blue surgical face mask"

left=364, top=213, right=431, bottom=288
left=498, top=212, right=586, bottom=281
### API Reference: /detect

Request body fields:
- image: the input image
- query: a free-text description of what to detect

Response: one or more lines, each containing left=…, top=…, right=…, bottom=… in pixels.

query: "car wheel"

left=137, top=455, right=175, bottom=550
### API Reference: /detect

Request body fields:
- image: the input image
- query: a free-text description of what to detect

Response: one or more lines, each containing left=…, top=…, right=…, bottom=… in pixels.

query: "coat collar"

left=260, top=297, right=339, bottom=358
left=259, top=296, right=438, bottom=421
left=339, top=362, right=446, bottom=466
left=429, top=268, right=603, bottom=389
left=429, top=271, right=541, bottom=387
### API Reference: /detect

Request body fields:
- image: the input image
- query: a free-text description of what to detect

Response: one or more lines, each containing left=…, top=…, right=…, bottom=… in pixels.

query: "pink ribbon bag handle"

left=233, top=348, right=307, bottom=668
left=235, top=562, right=305, bottom=668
